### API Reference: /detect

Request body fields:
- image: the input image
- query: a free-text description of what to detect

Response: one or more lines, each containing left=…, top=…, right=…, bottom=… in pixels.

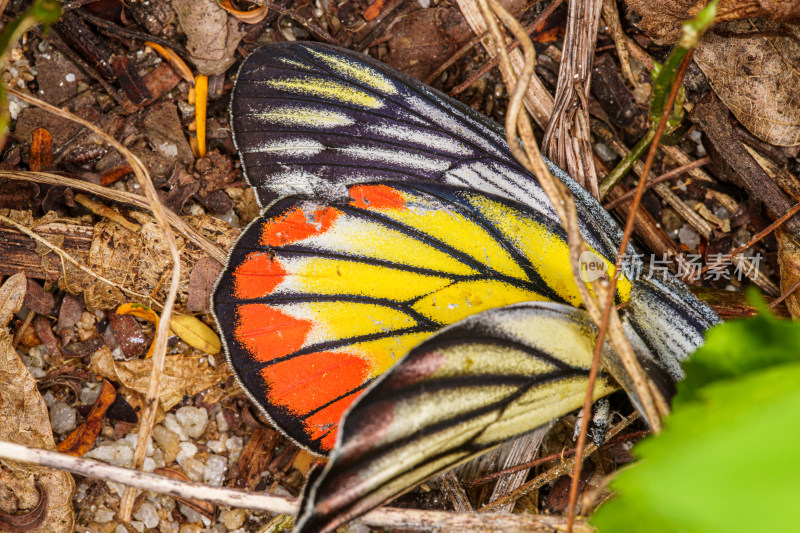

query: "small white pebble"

left=219, top=508, right=245, bottom=530
left=204, top=454, right=227, bottom=487
left=115, top=524, right=128, bottom=533
left=164, top=413, right=189, bottom=441
left=65, top=72, right=76, bottom=82
left=94, top=507, right=115, bottom=524
left=49, top=401, right=78, bottom=434
left=143, top=457, right=157, bottom=472
left=181, top=457, right=206, bottom=482
left=179, top=503, right=207, bottom=526
left=207, top=438, right=227, bottom=454
left=153, top=424, right=181, bottom=463
left=130, top=520, right=144, bottom=532
left=80, top=382, right=101, bottom=404
left=42, top=390, right=56, bottom=408
left=85, top=443, right=134, bottom=467
left=176, top=442, right=197, bottom=466
left=176, top=406, right=208, bottom=439
left=134, top=501, right=160, bottom=529
left=215, top=411, right=229, bottom=432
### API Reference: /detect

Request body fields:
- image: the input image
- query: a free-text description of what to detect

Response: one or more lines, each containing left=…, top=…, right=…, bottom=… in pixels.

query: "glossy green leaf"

left=592, top=304, right=800, bottom=533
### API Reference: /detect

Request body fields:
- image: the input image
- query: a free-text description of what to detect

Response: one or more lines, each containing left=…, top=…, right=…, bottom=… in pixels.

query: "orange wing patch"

left=260, top=205, right=340, bottom=247
left=349, top=184, right=407, bottom=210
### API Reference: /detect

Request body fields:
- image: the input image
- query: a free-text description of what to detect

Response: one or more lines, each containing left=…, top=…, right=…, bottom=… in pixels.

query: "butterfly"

left=212, top=42, right=719, bottom=531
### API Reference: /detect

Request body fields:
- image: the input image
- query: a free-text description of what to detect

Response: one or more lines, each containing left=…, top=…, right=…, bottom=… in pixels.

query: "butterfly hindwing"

left=295, top=302, right=620, bottom=533
left=213, top=182, right=629, bottom=454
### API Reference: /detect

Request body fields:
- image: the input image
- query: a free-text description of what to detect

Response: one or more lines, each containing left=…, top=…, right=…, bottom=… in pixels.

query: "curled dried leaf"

left=0, top=273, right=27, bottom=328
left=0, top=483, right=47, bottom=533
left=116, top=302, right=160, bottom=326
left=218, top=0, right=268, bottom=24
left=57, top=379, right=117, bottom=456
left=145, top=41, right=196, bottom=85
left=169, top=315, right=221, bottom=355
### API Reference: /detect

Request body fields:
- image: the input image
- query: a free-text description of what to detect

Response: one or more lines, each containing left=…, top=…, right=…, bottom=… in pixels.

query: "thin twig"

left=565, top=50, right=695, bottom=532
left=0, top=440, right=594, bottom=532
left=697, top=202, right=800, bottom=279
left=770, top=277, right=800, bottom=309
left=251, top=0, right=336, bottom=44
left=466, top=429, right=649, bottom=487
left=602, top=157, right=710, bottom=210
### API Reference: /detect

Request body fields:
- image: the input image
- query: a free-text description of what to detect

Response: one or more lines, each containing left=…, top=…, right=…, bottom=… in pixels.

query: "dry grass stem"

left=601, top=0, right=638, bottom=90
left=541, top=0, right=602, bottom=197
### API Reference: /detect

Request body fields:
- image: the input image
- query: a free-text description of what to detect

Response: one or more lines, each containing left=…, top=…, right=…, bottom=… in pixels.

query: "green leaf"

left=592, top=305, right=800, bottom=533
left=677, top=292, right=800, bottom=404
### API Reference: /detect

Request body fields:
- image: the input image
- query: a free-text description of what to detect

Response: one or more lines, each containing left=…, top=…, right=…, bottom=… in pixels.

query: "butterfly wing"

left=230, top=42, right=719, bottom=381
left=295, top=302, right=620, bottom=533
left=213, top=182, right=630, bottom=454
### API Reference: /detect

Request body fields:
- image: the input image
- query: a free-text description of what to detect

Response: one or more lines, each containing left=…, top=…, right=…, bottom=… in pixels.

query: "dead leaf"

left=89, top=347, right=231, bottom=412
left=172, top=0, right=246, bottom=75
left=58, top=380, right=117, bottom=456
left=187, top=257, right=222, bottom=313
left=690, top=93, right=800, bottom=237
left=169, top=315, right=221, bottom=355
left=625, top=0, right=800, bottom=45
left=23, top=279, right=54, bottom=316
left=0, top=334, right=75, bottom=532
left=0, top=273, right=27, bottom=328
left=143, top=101, right=195, bottom=167
left=108, top=312, right=148, bottom=359
left=777, top=230, right=800, bottom=318
left=694, top=20, right=800, bottom=147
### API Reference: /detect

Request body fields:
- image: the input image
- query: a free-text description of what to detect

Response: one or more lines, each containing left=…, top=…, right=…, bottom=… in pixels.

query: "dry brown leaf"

left=89, top=347, right=231, bottom=413
left=57, top=380, right=117, bottom=457
left=218, top=0, right=268, bottom=24
left=777, top=230, right=800, bottom=318
left=0, top=333, right=75, bottom=532
left=625, top=0, right=800, bottom=44
left=0, top=273, right=26, bottom=328
left=187, top=257, right=222, bottom=313
left=172, top=0, right=246, bottom=75
left=694, top=20, right=800, bottom=147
